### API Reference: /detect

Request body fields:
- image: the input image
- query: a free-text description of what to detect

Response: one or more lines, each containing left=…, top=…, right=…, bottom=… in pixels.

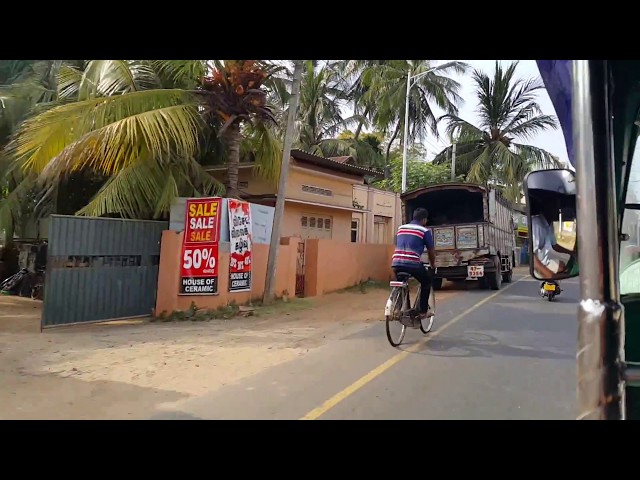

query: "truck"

left=401, top=182, right=517, bottom=290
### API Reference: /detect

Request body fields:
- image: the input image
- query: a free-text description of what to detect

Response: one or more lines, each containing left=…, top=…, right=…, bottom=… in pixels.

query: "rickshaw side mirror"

left=523, top=168, right=579, bottom=281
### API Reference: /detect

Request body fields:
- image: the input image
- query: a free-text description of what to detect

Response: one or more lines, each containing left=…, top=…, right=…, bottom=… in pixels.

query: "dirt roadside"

left=0, top=283, right=462, bottom=420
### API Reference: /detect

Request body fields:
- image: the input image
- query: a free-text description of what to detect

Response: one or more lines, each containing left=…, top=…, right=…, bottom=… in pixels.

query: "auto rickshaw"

left=523, top=60, right=640, bottom=420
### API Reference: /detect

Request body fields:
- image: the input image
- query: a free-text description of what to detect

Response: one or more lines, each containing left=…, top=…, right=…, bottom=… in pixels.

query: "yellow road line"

left=299, top=275, right=528, bottom=420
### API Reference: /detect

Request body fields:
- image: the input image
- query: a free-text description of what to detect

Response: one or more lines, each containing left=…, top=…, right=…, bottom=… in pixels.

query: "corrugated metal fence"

left=42, top=215, right=168, bottom=328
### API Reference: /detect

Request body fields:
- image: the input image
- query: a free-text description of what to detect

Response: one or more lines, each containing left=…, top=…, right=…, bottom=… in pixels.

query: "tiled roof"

left=202, top=150, right=384, bottom=179
left=328, top=156, right=354, bottom=164
left=291, top=149, right=383, bottom=178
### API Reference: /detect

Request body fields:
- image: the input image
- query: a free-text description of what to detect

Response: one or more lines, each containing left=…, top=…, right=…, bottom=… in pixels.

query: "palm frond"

left=8, top=89, right=201, bottom=176
left=150, top=60, right=210, bottom=89
left=244, top=122, right=282, bottom=186
left=0, top=172, right=47, bottom=235
left=440, top=114, right=484, bottom=140
left=77, top=156, right=224, bottom=219
left=466, top=145, right=494, bottom=184
left=70, top=60, right=162, bottom=99
left=512, top=143, right=562, bottom=170
left=503, top=114, right=558, bottom=141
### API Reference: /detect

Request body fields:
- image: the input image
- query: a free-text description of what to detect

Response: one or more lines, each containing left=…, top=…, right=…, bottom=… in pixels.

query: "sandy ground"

left=0, top=283, right=461, bottom=420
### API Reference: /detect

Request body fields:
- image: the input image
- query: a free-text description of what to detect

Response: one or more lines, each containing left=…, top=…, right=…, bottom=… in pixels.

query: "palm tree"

left=0, top=60, right=85, bottom=243
left=329, top=60, right=386, bottom=141
left=432, top=61, right=561, bottom=202
left=2, top=59, right=283, bottom=222
left=292, top=61, right=349, bottom=151
left=267, top=61, right=382, bottom=169
left=196, top=60, right=278, bottom=199
left=358, top=60, right=468, bottom=175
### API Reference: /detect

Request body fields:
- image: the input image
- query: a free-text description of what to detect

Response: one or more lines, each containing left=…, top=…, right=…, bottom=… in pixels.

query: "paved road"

left=151, top=274, right=578, bottom=420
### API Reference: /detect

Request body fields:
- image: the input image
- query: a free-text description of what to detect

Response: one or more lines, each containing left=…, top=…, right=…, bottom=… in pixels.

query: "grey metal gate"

left=42, top=215, right=168, bottom=328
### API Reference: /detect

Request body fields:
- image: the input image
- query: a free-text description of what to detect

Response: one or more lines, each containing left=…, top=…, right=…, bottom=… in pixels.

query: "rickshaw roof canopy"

left=536, top=60, right=640, bottom=203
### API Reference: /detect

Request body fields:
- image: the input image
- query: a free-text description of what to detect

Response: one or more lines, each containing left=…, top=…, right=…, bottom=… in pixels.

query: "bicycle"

left=1, top=268, right=29, bottom=294
left=384, top=264, right=436, bottom=347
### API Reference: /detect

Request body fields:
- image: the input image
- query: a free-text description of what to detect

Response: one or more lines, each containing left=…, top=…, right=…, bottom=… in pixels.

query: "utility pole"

left=451, top=142, right=456, bottom=181
left=263, top=60, right=304, bottom=304
left=401, top=68, right=411, bottom=193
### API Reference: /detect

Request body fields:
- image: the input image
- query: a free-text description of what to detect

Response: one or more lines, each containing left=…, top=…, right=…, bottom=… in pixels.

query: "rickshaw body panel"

left=538, top=60, right=640, bottom=419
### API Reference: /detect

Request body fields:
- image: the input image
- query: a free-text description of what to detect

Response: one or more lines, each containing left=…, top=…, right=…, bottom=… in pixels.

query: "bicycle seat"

left=395, top=272, right=411, bottom=282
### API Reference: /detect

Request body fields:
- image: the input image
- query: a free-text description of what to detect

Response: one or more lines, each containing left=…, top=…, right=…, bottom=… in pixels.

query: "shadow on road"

left=397, top=277, right=579, bottom=361
left=411, top=331, right=575, bottom=360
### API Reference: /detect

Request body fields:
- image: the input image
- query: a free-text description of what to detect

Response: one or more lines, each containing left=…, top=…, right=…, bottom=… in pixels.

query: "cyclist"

left=391, top=207, right=437, bottom=320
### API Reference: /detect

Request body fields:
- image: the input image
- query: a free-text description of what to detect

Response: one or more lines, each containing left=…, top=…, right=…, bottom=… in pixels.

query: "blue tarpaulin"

left=536, top=60, right=574, bottom=167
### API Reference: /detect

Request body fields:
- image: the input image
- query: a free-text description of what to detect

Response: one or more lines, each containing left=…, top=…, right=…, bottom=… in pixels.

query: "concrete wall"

left=155, top=230, right=298, bottom=315
left=304, top=239, right=395, bottom=296
left=156, top=235, right=395, bottom=314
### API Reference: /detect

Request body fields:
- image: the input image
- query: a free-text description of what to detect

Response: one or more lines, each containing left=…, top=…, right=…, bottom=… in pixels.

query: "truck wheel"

left=432, top=277, right=443, bottom=290
left=487, top=256, right=502, bottom=290
left=502, top=267, right=513, bottom=283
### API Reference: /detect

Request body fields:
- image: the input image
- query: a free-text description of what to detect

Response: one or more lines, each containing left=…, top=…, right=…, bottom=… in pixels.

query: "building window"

left=302, top=184, right=333, bottom=197
left=351, top=220, right=359, bottom=243
left=301, top=214, right=333, bottom=239
left=239, top=181, right=249, bottom=188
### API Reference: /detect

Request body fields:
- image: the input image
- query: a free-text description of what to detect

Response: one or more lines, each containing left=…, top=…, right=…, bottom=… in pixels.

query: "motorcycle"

left=540, top=280, right=561, bottom=301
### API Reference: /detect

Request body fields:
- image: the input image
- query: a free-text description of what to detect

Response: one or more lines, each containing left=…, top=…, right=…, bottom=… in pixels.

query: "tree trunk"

left=225, top=122, right=242, bottom=199
left=384, top=123, right=401, bottom=179
left=354, top=105, right=371, bottom=140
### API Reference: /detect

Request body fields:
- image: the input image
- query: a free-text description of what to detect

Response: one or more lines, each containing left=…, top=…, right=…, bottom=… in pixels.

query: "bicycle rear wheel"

left=386, top=287, right=407, bottom=347
left=419, top=286, right=435, bottom=334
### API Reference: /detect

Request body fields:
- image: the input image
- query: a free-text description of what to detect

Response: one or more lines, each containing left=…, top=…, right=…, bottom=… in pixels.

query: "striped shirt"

left=392, top=221, right=434, bottom=267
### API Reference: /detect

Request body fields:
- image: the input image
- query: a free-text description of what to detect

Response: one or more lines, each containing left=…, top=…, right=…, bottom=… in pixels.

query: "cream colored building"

left=352, top=184, right=401, bottom=244
left=205, top=149, right=389, bottom=243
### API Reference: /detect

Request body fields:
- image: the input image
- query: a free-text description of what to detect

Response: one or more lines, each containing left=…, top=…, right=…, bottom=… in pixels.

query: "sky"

left=341, top=59, right=571, bottom=167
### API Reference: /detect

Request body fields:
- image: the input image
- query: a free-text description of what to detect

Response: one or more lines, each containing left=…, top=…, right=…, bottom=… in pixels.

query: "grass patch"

left=151, top=294, right=312, bottom=323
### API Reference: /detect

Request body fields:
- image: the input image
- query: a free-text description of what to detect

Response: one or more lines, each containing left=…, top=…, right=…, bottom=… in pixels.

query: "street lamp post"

left=401, top=67, right=437, bottom=193
left=401, top=62, right=460, bottom=193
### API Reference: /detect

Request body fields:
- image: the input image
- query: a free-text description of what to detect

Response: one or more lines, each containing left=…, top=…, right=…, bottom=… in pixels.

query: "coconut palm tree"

left=0, top=60, right=86, bottom=242
left=329, top=60, right=386, bottom=141
left=196, top=60, right=279, bottom=199
left=358, top=60, right=468, bottom=175
left=291, top=61, right=350, bottom=150
left=268, top=61, right=381, bottom=169
left=2, top=60, right=283, bottom=222
left=432, top=61, right=561, bottom=202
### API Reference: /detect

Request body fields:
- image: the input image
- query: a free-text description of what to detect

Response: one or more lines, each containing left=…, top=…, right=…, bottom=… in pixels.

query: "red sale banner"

left=227, top=199, right=252, bottom=292
left=179, top=198, right=222, bottom=295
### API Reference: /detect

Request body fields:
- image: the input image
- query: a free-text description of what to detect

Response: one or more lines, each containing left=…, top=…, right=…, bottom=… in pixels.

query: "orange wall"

left=155, top=230, right=298, bottom=315
left=304, top=239, right=395, bottom=296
